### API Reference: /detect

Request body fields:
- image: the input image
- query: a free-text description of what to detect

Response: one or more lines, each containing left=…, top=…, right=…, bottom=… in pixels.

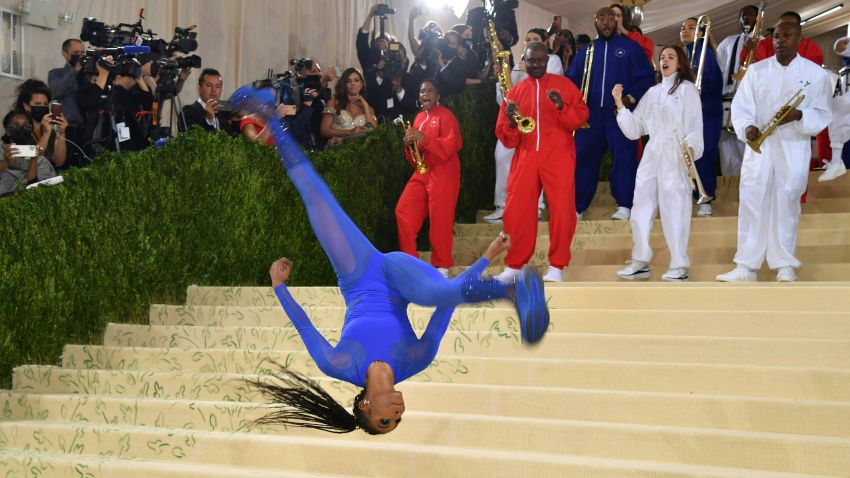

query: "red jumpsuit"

left=496, top=73, right=589, bottom=269
left=395, top=104, right=462, bottom=268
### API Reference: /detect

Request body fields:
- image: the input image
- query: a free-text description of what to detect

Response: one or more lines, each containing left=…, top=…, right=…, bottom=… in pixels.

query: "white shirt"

left=717, top=31, right=762, bottom=97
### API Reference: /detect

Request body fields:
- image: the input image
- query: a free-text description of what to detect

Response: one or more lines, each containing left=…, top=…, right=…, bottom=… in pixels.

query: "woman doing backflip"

left=613, top=45, right=704, bottom=282
left=229, top=83, right=549, bottom=435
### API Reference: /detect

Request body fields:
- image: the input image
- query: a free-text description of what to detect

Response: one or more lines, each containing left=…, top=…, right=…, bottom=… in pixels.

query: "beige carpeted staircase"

left=2, top=172, right=849, bottom=477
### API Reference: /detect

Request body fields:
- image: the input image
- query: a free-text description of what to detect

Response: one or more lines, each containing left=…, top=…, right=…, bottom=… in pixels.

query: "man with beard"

left=494, top=42, right=588, bottom=283
left=567, top=7, right=654, bottom=221
left=717, top=21, right=831, bottom=282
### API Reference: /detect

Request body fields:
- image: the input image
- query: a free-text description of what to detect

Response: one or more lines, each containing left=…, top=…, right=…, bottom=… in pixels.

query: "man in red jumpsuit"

left=395, top=78, right=462, bottom=278
left=494, top=42, right=589, bottom=283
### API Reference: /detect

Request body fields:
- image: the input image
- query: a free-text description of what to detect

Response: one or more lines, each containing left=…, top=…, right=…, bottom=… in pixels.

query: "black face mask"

left=30, top=105, right=49, bottom=122
left=6, top=125, right=35, bottom=145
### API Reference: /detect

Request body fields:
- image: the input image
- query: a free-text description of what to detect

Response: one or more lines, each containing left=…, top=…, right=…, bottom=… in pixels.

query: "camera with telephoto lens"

left=80, top=17, right=136, bottom=48
left=374, top=3, right=396, bottom=16
left=381, top=42, right=406, bottom=78
left=78, top=48, right=142, bottom=78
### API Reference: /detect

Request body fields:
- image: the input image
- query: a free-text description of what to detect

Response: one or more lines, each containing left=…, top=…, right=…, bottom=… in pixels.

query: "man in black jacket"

left=179, top=68, right=234, bottom=134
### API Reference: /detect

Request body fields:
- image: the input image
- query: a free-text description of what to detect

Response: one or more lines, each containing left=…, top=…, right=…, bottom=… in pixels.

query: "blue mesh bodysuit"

left=262, top=96, right=510, bottom=388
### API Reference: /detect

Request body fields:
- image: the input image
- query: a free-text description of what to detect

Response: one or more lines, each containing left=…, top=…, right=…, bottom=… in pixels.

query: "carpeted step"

left=0, top=447, right=348, bottom=478
left=185, top=283, right=850, bottom=312
left=147, top=305, right=850, bottom=339
left=97, top=323, right=850, bottom=368
left=0, top=423, right=828, bottom=478
left=57, top=348, right=850, bottom=401
left=3, top=381, right=849, bottom=439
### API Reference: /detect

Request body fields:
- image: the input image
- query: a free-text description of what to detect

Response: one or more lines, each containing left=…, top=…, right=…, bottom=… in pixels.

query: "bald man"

left=717, top=22, right=832, bottom=282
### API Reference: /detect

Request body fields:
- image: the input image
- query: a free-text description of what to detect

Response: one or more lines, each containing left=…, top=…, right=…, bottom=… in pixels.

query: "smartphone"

left=217, top=99, right=231, bottom=112
left=550, top=16, right=562, bottom=35
left=50, top=101, right=63, bottom=118
left=11, top=145, right=38, bottom=158
left=334, top=66, right=343, bottom=78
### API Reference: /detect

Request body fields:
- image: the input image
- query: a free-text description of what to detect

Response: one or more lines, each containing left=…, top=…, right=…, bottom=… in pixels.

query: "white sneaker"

left=662, top=267, right=689, bottom=282
left=611, top=207, right=631, bottom=220
left=576, top=211, right=584, bottom=221
left=541, top=265, right=563, bottom=282
left=616, top=260, right=650, bottom=280
left=818, top=160, right=846, bottom=182
left=483, top=207, right=504, bottom=224
left=715, top=265, right=756, bottom=282
left=697, top=203, right=712, bottom=217
left=776, top=267, right=799, bottom=282
left=437, top=267, right=450, bottom=279
left=494, top=267, right=522, bottom=284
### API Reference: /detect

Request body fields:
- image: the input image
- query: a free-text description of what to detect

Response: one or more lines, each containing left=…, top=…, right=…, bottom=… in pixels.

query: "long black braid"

left=247, top=363, right=378, bottom=434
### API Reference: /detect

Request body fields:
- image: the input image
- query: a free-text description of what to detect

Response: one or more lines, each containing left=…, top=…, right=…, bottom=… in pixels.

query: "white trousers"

left=718, top=129, right=745, bottom=176
left=630, top=175, right=692, bottom=269
left=494, top=140, right=544, bottom=210
left=733, top=155, right=803, bottom=270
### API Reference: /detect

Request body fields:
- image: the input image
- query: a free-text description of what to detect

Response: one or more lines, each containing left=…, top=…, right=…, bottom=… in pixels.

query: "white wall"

left=0, top=0, right=556, bottom=112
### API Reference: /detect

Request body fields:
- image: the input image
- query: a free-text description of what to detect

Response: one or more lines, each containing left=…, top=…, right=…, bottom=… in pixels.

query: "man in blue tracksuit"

left=567, top=7, right=655, bottom=220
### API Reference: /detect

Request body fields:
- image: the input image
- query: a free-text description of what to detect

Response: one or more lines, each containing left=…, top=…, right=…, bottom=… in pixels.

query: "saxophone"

left=489, top=20, right=535, bottom=134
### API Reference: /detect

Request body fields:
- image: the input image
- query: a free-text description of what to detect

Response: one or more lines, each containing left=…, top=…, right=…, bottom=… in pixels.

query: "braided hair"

left=248, top=363, right=378, bottom=435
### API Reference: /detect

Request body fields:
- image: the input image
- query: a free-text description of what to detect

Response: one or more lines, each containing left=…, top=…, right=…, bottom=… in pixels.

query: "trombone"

left=690, top=15, right=711, bottom=93
left=393, top=115, right=428, bottom=174
left=578, top=42, right=594, bottom=129
left=747, top=81, right=809, bottom=154
left=733, top=0, right=766, bottom=82
left=678, top=133, right=712, bottom=204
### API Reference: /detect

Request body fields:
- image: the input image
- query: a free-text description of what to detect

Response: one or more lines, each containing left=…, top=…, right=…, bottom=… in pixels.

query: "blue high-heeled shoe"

left=514, top=266, right=549, bottom=344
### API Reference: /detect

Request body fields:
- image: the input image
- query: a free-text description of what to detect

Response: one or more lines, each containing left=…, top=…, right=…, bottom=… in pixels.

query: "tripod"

left=150, top=86, right=187, bottom=141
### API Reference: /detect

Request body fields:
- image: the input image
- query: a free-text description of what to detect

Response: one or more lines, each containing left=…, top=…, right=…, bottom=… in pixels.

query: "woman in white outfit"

left=613, top=45, right=704, bottom=281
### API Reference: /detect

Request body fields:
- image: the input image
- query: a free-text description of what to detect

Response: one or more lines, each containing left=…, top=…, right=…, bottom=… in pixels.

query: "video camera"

left=255, top=59, right=332, bottom=110
left=81, top=13, right=199, bottom=57
left=381, top=42, right=406, bottom=78
left=78, top=45, right=150, bottom=78
left=374, top=3, right=396, bottom=17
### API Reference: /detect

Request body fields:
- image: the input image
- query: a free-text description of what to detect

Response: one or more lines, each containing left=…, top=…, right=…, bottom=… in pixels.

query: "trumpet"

left=690, top=15, right=711, bottom=93
left=747, top=81, right=809, bottom=154
left=394, top=115, right=428, bottom=174
left=490, top=19, right=535, bottom=134
left=678, top=134, right=712, bottom=205
left=732, top=0, right=766, bottom=82
left=578, top=42, right=594, bottom=129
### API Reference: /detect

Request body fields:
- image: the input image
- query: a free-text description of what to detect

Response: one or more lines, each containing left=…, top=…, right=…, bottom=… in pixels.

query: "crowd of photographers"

left=1, top=2, right=531, bottom=197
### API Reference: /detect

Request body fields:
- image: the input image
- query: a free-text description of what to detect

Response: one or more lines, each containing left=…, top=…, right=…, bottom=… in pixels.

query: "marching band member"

left=743, top=11, right=823, bottom=65
left=681, top=17, right=723, bottom=217
left=819, top=36, right=850, bottom=182
left=567, top=7, right=655, bottom=221
left=485, top=28, right=562, bottom=224
left=716, top=5, right=761, bottom=176
left=717, top=22, right=832, bottom=282
left=494, top=42, right=588, bottom=283
left=613, top=46, right=703, bottom=282
left=395, top=79, right=462, bottom=278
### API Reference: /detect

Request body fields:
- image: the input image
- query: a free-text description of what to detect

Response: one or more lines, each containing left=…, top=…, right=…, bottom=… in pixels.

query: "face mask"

left=30, top=105, right=49, bottom=122
left=7, top=125, right=35, bottom=145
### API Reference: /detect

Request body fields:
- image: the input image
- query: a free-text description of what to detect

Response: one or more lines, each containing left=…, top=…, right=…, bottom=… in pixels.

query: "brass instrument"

left=732, top=0, right=766, bottom=82
left=690, top=15, right=711, bottom=93
left=678, top=134, right=712, bottom=204
left=489, top=20, right=535, bottom=134
left=747, top=81, right=809, bottom=154
left=394, top=115, right=428, bottom=174
left=578, top=42, right=594, bottom=128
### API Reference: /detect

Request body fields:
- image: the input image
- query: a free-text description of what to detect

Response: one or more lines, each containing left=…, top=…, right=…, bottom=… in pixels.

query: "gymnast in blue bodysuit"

left=231, top=83, right=549, bottom=435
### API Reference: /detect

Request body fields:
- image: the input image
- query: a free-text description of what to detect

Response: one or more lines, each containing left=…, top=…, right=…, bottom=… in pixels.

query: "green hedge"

left=0, top=82, right=500, bottom=386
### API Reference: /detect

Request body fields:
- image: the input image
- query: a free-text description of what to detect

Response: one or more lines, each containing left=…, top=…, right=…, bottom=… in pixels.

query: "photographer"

left=14, top=79, right=69, bottom=168
left=366, top=41, right=418, bottom=123
left=436, top=28, right=483, bottom=97
left=77, top=55, right=154, bottom=153
left=179, top=68, right=234, bottom=134
left=1, top=110, right=57, bottom=197
left=357, top=4, right=395, bottom=72
left=48, top=39, right=87, bottom=127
